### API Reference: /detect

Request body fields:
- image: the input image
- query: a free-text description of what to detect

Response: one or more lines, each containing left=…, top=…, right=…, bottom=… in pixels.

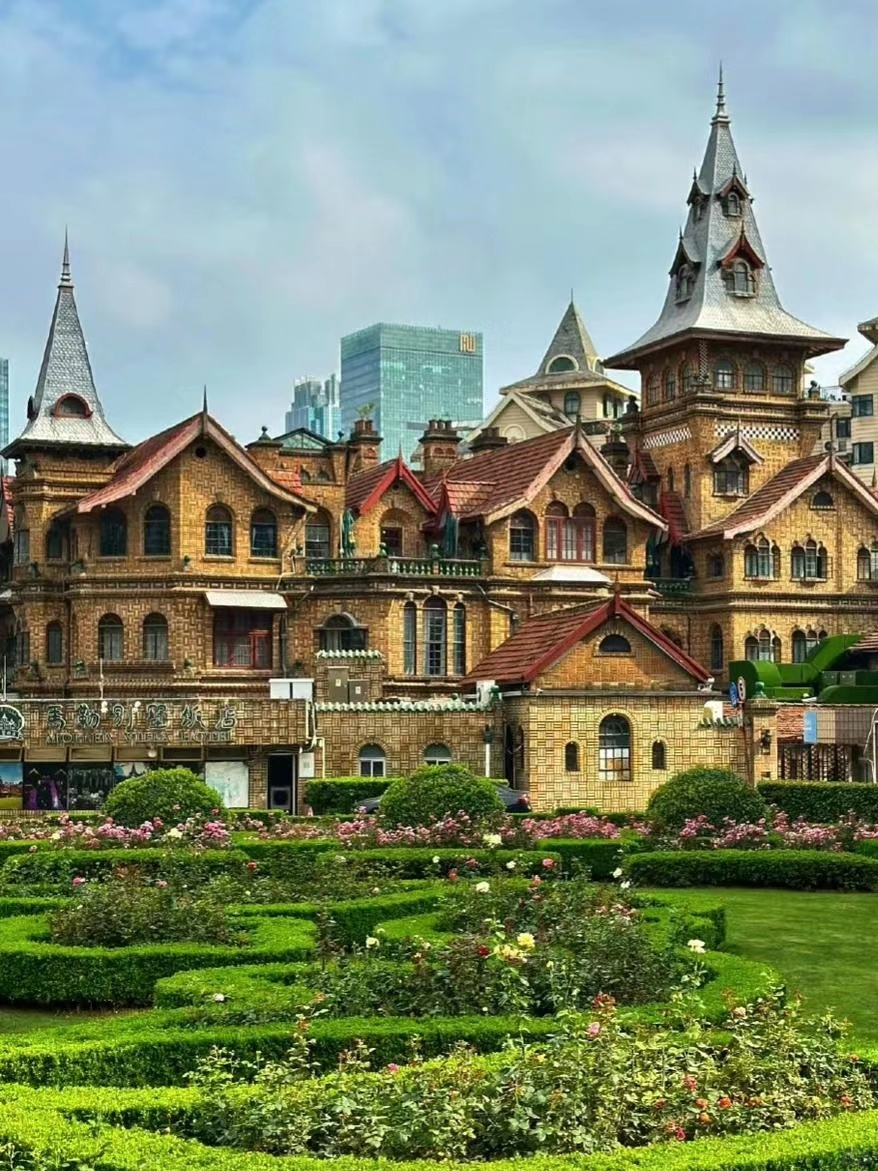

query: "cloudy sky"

left=1, top=0, right=877, bottom=447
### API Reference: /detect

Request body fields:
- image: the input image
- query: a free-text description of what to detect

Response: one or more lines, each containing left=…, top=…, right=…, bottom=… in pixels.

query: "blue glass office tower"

left=0, top=359, right=8, bottom=449
left=340, top=324, right=483, bottom=461
left=284, top=375, right=339, bottom=440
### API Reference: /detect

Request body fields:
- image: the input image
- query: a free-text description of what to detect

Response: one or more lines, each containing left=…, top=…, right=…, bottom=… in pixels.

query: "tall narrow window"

left=709, top=624, right=724, bottom=671
left=45, top=525, right=66, bottom=562
left=746, top=628, right=777, bottom=662
left=250, top=508, right=277, bottom=557
left=205, top=505, right=233, bottom=556
left=713, top=360, right=735, bottom=390
left=791, top=539, right=827, bottom=580
left=602, top=517, right=627, bottom=564
left=681, top=363, right=696, bottom=394
left=564, top=742, right=580, bottom=772
left=99, top=508, right=127, bottom=557
left=598, top=715, right=631, bottom=783
left=12, top=508, right=29, bottom=566
left=423, top=597, right=447, bottom=677
left=509, top=511, right=536, bottom=561
left=97, top=614, right=124, bottom=662
left=744, top=538, right=777, bottom=579
left=857, top=543, right=878, bottom=581
left=546, top=503, right=595, bottom=562
left=772, top=365, right=794, bottom=395
left=651, top=741, right=667, bottom=770
left=714, top=456, right=748, bottom=496
left=452, top=604, right=466, bottom=675
left=403, top=601, right=417, bottom=675
left=305, top=511, right=332, bottom=560
left=143, top=613, right=169, bottom=660
left=45, top=621, right=63, bottom=665
left=683, top=464, right=691, bottom=498
left=563, top=391, right=581, bottom=417
left=664, top=370, right=676, bottom=401
left=646, top=375, right=660, bottom=406
left=143, top=504, right=171, bottom=556
left=744, top=362, right=765, bottom=392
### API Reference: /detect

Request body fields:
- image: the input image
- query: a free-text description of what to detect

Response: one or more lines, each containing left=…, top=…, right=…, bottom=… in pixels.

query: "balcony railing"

left=305, top=555, right=485, bottom=578
left=649, top=577, right=693, bottom=597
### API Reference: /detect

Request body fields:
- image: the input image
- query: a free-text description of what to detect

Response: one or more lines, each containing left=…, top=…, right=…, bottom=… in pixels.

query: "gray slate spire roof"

left=5, top=237, right=128, bottom=455
left=606, top=76, right=844, bottom=368
left=538, top=300, right=603, bottom=376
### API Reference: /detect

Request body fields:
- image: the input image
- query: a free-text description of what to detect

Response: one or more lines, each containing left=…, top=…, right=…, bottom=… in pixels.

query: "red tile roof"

left=463, top=592, right=710, bottom=685
left=659, top=489, right=689, bottom=545
left=346, top=455, right=438, bottom=516
left=1, top=476, right=12, bottom=534
left=629, top=448, right=659, bottom=481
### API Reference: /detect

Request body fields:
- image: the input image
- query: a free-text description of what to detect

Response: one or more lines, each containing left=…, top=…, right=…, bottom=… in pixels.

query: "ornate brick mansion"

left=0, top=81, right=875, bottom=811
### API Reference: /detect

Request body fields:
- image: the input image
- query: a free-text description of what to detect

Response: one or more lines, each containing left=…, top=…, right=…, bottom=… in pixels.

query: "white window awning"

left=204, top=590, right=287, bottom=611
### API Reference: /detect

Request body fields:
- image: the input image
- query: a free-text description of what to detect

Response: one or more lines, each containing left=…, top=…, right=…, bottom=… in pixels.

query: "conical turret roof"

left=537, top=299, right=602, bottom=376
left=5, top=236, right=128, bottom=456
left=606, top=74, right=844, bottom=368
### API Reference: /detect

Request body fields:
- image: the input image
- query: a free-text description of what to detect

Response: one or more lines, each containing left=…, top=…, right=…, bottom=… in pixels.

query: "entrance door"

left=267, top=753, right=297, bottom=813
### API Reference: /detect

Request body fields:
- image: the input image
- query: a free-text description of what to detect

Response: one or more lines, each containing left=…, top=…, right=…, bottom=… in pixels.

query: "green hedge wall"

left=531, top=837, right=622, bottom=878
left=303, top=776, right=398, bottom=814
left=0, top=847, right=251, bottom=887
left=758, top=781, right=878, bottom=823
left=627, top=849, right=878, bottom=891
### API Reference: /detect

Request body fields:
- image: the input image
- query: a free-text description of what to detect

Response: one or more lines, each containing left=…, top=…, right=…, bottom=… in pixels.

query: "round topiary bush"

left=104, top=768, right=225, bottom=827
left=379, top=764, right=504, bottom=827
left=646, top=767, right=768, bottom=832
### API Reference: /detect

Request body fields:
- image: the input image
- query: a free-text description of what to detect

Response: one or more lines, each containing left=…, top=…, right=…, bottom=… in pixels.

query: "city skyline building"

left=0, top=358, right=8, bottom=450
left=339, top=323, right=483, bottom=460
left=283, top=374, right=340, bottom=440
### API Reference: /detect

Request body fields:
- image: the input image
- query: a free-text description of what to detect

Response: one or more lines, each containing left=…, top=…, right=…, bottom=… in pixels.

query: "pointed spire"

left=713, top=62, right=728, bottom=124
left=60, top=229, right=72, bottom=288
left=202, top=384, right=209, bottom=414
left=538, top=300, right=599, bottom=376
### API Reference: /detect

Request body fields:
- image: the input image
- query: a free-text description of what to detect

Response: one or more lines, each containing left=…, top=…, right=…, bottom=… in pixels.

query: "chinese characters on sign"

left=43, top=702, right=239, bottom=746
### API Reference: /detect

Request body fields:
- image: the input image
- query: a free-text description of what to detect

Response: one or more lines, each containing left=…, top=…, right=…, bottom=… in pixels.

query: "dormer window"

left=722, top=259, right=756, bottom=297
left=548, top=355, right=578, bottom=374
left=725, top=191, right=742, bottom=217
left=53, top=394, right=91, bottom=418
left=675, top=264, right=695, bottom=302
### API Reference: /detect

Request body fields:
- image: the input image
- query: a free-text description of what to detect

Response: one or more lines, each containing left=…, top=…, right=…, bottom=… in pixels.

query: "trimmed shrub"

left=380, top=764, right=504, bottom=827
left=104, top=768, right=224, bottom=827
left=303, top=776, right=397, bottom=814
left=646, top=767, right=768, bottom=831
left=627, top=848, right=878, bottom=891
left=759, top=781, right=878, bottom=824
left=0, top=847, right=250, bottom=889
left=531, top=837, right=622, bottom=879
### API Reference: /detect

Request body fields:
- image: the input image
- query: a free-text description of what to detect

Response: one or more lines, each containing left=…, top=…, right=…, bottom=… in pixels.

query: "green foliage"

left=380, top=765, right=504, bottom=827
left=303, top=777, right=397, bottom=814
left=104, top=768, right=225, bottom=827
left=627, top=848, right=878, bottom=891
left=530, top=838, right=622, bottom=878
left=758, top=781, right=878, bottom=824
left=0, top=847, right=249, bottom=890
left=646, top=767, right=768, bottom=831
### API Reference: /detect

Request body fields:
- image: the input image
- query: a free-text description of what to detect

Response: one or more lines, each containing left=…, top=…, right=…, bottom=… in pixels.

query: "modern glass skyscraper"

left=0, top=359, right=8, bottom=449
left=340, top=324, right=483, bottom=461
left=284, top=374, right=339, bottom=440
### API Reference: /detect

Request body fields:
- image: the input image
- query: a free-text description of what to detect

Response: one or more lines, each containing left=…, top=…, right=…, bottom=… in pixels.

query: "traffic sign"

left=736, top=676, right=747, bottom=704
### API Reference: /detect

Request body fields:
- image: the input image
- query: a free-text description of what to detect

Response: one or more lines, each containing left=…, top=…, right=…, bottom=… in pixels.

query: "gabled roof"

left=606, top=75, right=844, bottom=367
left=5, top=237, right=128, bottom=456
left=709, top=431, right=763, bottom=465
left=658, top=488, right=689, bottom=546
left=693, top=453, right=878, bottom=539
left=466, top=390, right=562, bottom=445
left=463, top=592, right=711, bottom=685
left=274, top=427, right=334, bottom=452
left=435, top=426, right=665, bottom=529
left=345, top=454, right=438, bottom=516
left=72, top=410, right=315, bottom=514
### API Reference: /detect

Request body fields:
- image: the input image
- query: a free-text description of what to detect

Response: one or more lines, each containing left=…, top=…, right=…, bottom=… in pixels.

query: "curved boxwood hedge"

left=627, top=849, right=878, bottom=891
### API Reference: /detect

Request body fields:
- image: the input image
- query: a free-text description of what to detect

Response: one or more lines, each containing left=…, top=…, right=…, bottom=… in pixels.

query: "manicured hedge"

left=758, top=781, right=878, bottom=823
left=857, top=840, right=878, bottom=860
left=0, top=847, right=251, bottom=887
left=303, top=776, right=397, bottom=814
left=627, top=849, right=878, bottom=891
left=531, top=837, right=622, bottom=878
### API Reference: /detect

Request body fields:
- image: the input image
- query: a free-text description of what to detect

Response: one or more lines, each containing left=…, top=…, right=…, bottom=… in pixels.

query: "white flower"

left=432, top=855, right=441, bottom=864
left=516, top=932, right=535, bottom=950
left=166, top=827, right=183, bottom=840
left=51, top=831, right=62, bottom=841
left=687, top=939, right=706, bottom=954
left=612, top=867, right=624, bottom=879
left=212, top=993, right=226, bottom=1002
left=371, top=886, right=381, bottom=895
left=475, top=881, right=491, bottom=894
left=365, top=936, right=380, bottom=949
left=505, top=860, right=516, bottom=870
left=482, top=832, right=502, bottom=848
left=620, top=880, right=631, bottom=891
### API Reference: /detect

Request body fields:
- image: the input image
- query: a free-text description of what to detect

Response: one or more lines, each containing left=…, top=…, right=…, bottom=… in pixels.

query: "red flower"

left=541, top=858, right=555, bottom=869
left=476, top=945, right=490, bottom=957
left=695, top=1098, right=708, bottom=1110
left=465, top=857, right=478, bottom=868
left=448, top=870, right=459, bottom=882
left=246, top=861, right=259, bottom=872
left=840, top=1094, right=854, bottom=1108
left=717, top=1097, right=731, bottom=1110
left=653, top=1099, right=667, bottom=1111
left=683, top=1075, right=697, bottom=1092
left=674, top=1127, right=686, bottom=1142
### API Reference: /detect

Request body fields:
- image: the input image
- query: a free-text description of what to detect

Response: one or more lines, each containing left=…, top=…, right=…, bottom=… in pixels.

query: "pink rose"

left=72, top=876, right=86, bottom=887
left=587, top=1022, right=601, bottom=1037
left=542, top=858, right=555, bottom=869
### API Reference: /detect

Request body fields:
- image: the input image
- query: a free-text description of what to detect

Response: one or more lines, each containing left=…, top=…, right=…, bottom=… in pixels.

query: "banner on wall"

left=205, top=760, right=249, bottom=809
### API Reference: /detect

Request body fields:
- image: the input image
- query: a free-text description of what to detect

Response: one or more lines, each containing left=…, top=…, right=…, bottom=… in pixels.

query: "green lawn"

left=680, top=887, right=878, bottom=1042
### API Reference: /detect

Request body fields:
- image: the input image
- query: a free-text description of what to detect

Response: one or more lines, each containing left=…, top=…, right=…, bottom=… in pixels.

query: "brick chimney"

left=600, top=427, right=630, bottom=480
left=348, top=417, right=382, bottom=470
left=419, top=419, right=461, bottom=477
left=468, top=426, right=508, bottom=455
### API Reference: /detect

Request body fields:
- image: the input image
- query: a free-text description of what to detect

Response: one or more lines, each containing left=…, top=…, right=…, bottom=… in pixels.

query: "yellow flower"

left=516, top=932, right=536, bottom=950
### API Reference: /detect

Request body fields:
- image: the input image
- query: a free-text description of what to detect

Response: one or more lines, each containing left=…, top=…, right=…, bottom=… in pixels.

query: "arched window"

left=316, top=469, right=331, bottom=482
left=713, top=455, right=748, bottom=496
left=12, top=508, right=29, bottom=566
left=424, top=743, right=452, bottom=766
left=250, top=508, right=277, bottom=558
left=99, top=508, right=127, bottom=557
left=44, top=524, right=65, bottom=562
left=707, top=553, right=725, bottom=578
left=379, top=509, right=407, bottom=557
left=602, top=393, right=611, bottom=418
left=664, top=369, right=676, bottom=401
left=358, top=744, right=386, bottom=778
left=683, top=464, right=691, bottom=498
left=726, top=191, right=741, bottom=217
left=45, top=621, right=63, bottom=665
left=858, top=543, right=878, bottom=581
left=97, top=613, right=124, bottom=662
left=319, top=613, right=367, bottom=652
left=744, top=362, right=765, bottom=393
left=745, top=628, right=777, bottom=663
left=651, top=741, right=667, bottom=770
left=143, top=504, right=171, bottom=557
left=772, top=365, right=794, bottom=395
left=548, top=355, right=577, bottom=374
left=564, top=742, right=580, bottom=772
left=681, top=363, right=696, bottom=394
left=599, top=633, right=631, bottom=654
left=54, top=394, right=90, bottom=417
left=403, top=601, right=417, bottom=675
left=709, top=624, right=724, bottom=671
left=563, top=390, right=581, bottom=417
left=205, top=505, right=233, bottom=557
left=791, top=628, right=821, bottom=664
left=423, top=597, right=447, bottom=676
left=602, top=517, right=628, bottom=564
left=452, top=603, right=466, bottom=676
left=791, top=539, right=827, bottom=580
left=598, top=715, right=631, bottom=783
left=646, top=375, right=660, bottom=406
left=546, top=502, right=595, bottom=563
left=305, top=509, right=331, bottom=560
left=730, top=259, right=755, bottom=295
left=143, top=613, right=169, bottom=660
left=713, top=360, right=735, bottom=390
left=667, top=466, right=675, bottom=493
left=811, top=490, right=834, bottom=510
left=675, top=266, right=695, bottom=302
left=744, top=538, right=778, bottom=579
left=509, top=511, right=536, bottom=561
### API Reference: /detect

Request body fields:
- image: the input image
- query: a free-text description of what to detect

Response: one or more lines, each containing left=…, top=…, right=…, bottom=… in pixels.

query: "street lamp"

left=482, top=725, right=494, bottom=778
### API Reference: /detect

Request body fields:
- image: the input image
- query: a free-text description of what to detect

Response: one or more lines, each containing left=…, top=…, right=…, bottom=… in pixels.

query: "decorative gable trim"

left=354, top=455, right=438, bottom=517
left=719, top=227, right=765, bottom=270
left=709, top=431, right=764, bottom=466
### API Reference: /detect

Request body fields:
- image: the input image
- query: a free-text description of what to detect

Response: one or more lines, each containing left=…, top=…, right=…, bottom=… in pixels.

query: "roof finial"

left=713, top=62, right=729, bottom=123
left=202, top=384, right=209, bottom=415
left=570, top=286, right=575, bottom=305
left=60, top=228, right=72, bottom=288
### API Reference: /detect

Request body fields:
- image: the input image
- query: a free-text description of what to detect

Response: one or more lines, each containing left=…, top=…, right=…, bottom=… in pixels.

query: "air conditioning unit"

left=269, top=678, right=314, bottom=701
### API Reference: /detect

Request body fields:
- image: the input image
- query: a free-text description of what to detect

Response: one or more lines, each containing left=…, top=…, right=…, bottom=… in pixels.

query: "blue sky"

left=1, top=0, right=878, bottom=446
